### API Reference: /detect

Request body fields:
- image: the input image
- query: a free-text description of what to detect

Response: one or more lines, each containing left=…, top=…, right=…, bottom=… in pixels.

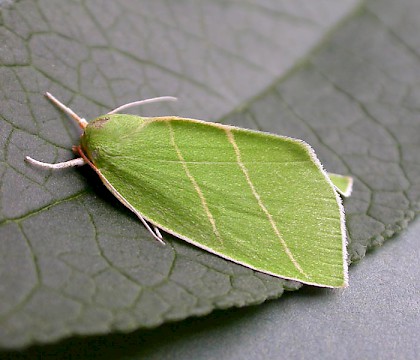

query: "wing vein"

left=225, top=129, right=309, bottom=278
left=167, top=122, right=222, bottom=244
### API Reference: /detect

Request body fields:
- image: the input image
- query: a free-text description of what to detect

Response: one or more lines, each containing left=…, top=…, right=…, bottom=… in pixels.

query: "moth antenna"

left=108, top=96, right=177, bottom=115
left=45, top=92, right=88, bottom=129
left=25, top=156, right=86, bottom=169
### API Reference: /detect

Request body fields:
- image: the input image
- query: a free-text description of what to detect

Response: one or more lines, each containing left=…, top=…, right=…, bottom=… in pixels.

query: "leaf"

left=0, top=0, right=419, bottom=352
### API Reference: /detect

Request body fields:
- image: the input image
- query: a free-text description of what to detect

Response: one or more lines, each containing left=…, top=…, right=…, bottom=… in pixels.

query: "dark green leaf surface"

left=1, top=0, right=419, bottom=351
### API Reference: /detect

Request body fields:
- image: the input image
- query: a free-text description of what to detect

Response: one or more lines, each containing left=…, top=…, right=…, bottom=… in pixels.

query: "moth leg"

left=135, top=214, right=165, bottom=245
left=114, top=195, right=165, bottom=244
left=108, top=190, right=165, bottom=244
left=153, top=226, right=163, bottom=240
left=25, top=156, right=86, bottom=169
left=85, top=159, right=167, bottom=246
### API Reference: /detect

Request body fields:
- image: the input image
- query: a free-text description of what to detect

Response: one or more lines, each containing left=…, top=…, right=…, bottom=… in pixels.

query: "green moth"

left=27, top=93, right=353, bottom=288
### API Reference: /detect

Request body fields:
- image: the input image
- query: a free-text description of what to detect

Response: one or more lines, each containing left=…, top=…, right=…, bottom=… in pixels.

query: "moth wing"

left=87, top=116, right=347, bottom=288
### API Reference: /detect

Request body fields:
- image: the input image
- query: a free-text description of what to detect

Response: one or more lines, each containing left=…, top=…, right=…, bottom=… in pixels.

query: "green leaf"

left=1, top=0, right=419, bottom=352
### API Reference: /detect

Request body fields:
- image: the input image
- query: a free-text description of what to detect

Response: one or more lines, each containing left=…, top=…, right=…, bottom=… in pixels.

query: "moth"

left=27, top=93, right=352, bottom=288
